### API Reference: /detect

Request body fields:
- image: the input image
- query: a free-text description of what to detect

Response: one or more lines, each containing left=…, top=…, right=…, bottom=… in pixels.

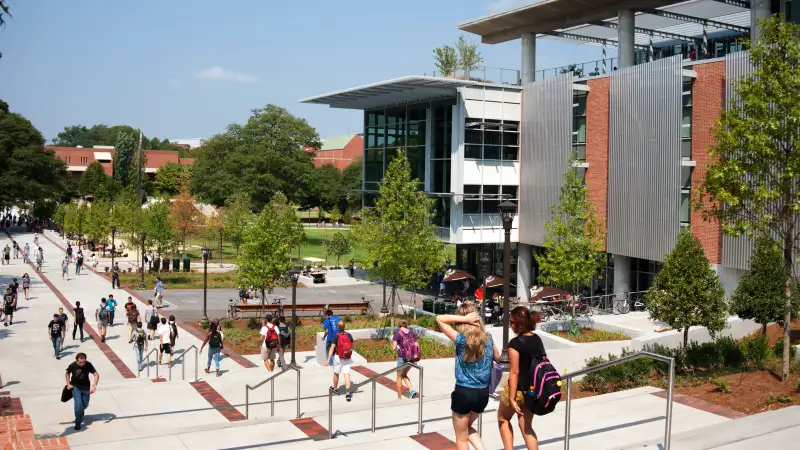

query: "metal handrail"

left=245, top=364, right=301, bottom=420
left=562, top=351, right=675, bottom=450
left=169, top=345, right=199, bottom=381
left=327, top=362, right=423, bottom=440
left=137, top=348, right=160, bottom=379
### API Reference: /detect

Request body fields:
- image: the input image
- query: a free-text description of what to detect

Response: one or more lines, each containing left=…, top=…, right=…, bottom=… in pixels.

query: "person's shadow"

left=56, top=413, right=117, bottom=435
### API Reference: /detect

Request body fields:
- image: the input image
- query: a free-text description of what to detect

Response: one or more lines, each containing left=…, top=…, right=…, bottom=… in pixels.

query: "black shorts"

left=3, top=305, right=12, bottom=316
left=148, top=322, right=158, bottom=331
left=161, top=343, right=172, bottom=354
left=451, top=385, right=490, bottom=415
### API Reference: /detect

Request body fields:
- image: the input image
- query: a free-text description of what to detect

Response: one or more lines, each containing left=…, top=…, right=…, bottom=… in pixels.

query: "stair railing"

left=245, top=364, right=301, bottom=419
left=168, top=345, right=199, bottom=381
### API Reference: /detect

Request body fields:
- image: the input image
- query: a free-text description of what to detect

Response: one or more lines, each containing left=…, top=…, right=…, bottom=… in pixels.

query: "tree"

left=199, top=213, right=223, bottom=249
left=54, top=203, right=67, bottom=230
left=63, top=203, right=77, bottom=236
left=341, top=157, right=363, bottom=211
left=170, top=183, right=201, bottom=251
left=645, top=229, right=727, bottom=347
left=154, top=162, right=187, bottom=196
left=353, top=149, right=445, bottom=321
left=83, top=200, right=111, bottom=247
left=237, top=193, right=302, bottom=300
left=75, top=202, right=88, bottom=240
left=79, top=162, right=109, bottom=198
left=190, top=104, right=320, bottom=209
left=559, top=64, right=584, bottom=77
left=730, top=235, right=800, bottom=334
left=433, top=45, right=458, bottom=77
left=0, top=100, right=71, bottom=210
left=223, top=191, right=252, bottom=257
left=143, top=200, right=175, bottom=257
left=535, top=159, right=605, bottom=296
left=304, top=163, right=342, bottom=212
left=456, top=35, right=483, bottom=79
left=327, top=232, right=352, bottom=268
left=701, top=16, right=800, bottom=380
left=113, top=131, right=138, bottom=188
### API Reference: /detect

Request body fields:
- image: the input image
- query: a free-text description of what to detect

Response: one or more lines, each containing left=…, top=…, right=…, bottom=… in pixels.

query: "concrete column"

left=521, top=33, right=536, bottom=85
left=516, top=243, right=532, bottom=302
left=618, top=9, right=636, bottom=69
left=751, top=0, right=772, bottom=47
left=613, top=254, right=632, bottom=298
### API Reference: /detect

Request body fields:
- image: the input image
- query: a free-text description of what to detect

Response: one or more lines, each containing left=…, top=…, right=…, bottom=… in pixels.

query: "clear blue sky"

left=0, top=0, right=612, bottom=143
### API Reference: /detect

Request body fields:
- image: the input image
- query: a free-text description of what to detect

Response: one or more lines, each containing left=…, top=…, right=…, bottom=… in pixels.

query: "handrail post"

left=296, top=365, right=301, bottom=419
left=328, top=392, right=333, bottom=439
left=195, top=346, right=199, bottom=382
left=270, top=378, right=275, bottom=417
left=371, top=380, right=377, bottom=433
left=665, top=357, right=675, bottom=450
left=564, top=377, right=572, bottom=450
left=245, top=386, right=250, bottom=419
left=417, top=364, right=423, bottom=435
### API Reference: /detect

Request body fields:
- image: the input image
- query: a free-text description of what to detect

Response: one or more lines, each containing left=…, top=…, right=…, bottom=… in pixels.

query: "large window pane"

left=681, top=140, right=692, bottom=159
left=502, top=185, right=518, bottom=200
left=502, top=146, right=519, bottom=161
left=573, top=95, right=587, bottom=115
left=406, top=147, right=425, bottom=182
left=465, top=145, right=482, bottom=159
left=682, top=107, right=692, bottom=139
left=484, top=146, right=501, bottom=160
left=366, top=126, right=384, bottom=149
left=503, top=132, right=519, bottom=146
left=573, top=117, right=586, bottom=144
left=464, top=185, right=481, bottom=195
left=464, top=200, right=481, bottom=214
left=365, top=149, right=384, bottom=182
left=407, top=121, right=424, bottom=146
left=484, top=130, right=501, bottom=146
left=465, top=129, right=482, bottom=145
left=681, top=166, right=692, bottom=190
left=367, top=110, right=385, bottom=127
left=680, top=191, right=691, bottom=223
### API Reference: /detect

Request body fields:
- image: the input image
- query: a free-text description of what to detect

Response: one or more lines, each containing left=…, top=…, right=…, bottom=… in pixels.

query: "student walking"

left=95, top=298, right=110, bottom=343
left=3, top=244, right=10, bottom=265
left=61, top=256, right=70, bottom=281
left=259, top=315, right=279, bottom=372
left=64, top=353, right=99, bottom=431
left=497, top=307, right=545, bottom=450
left=58, top=307, right=69, bottom=344
left=35, top=247, right=43, bottom=272
left=21, top=273, right=30, bottom=300
left=9, top=278, right=19, bottom=310
left=200, top=321, right=224, bottom=377
left=392, top=319, right=421, bottom=400
left=145, top=300, right=159, bottom=341
left=23, top=243, right=30, bottom=263
left=129, top=322, right=148, bottom=372
left=111, top=263, right=120, bottom=289
left=48, top=314, right=63, bottom=359
left=277, top=316, right=291, bottom=369
left=157, top=317, right=172, bottom=365
left=322, top=309, right=340, bottom=365
left=325, top=320, right=354, bottom=402
left=154, top=277, right=164, bottom=308
left=75, top=250, right=84, bottom=275
left=72, top=301, right=86, bottom=342
left=168, top=315, right=178, bottom=358
left=125, top=301, right=139, bottom=337
left=91, top=253, right=98, bottom=272
left=13, top=240, right=19, bottom=259
left=3, top=287, right=15, bottom=326
left=106, top=294, right=117, bottom=327
left=436, top=303, right=500, bottom=450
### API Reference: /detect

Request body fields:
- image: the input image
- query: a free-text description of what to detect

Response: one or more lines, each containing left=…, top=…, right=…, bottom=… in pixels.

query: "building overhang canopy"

left=459, top=0, right=750, bottom=46
left=299, top=76, right=520, bottom=110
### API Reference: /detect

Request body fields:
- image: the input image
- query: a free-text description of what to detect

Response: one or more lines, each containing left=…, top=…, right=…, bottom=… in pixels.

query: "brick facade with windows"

left=586, top=77, right=610, bottom=251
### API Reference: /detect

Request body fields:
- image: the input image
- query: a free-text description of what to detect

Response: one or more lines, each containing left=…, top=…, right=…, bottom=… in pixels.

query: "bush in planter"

left=247, top=317, right=260, bottom=330
left=581, top=349, right=654, bottom=393
left=222, top=318, right=236, bottom=329
left=740, top=334, right=770, bottom=370
left=199, top=318, right=211, bottom=330
left=773, top=337, right=797, bottom=360
left=104, top=267, right=109, bottom=273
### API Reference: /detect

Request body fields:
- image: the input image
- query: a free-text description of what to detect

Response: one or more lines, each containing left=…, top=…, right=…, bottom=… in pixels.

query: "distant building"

left=168, top=138, right=207, bottom=149
left=48, top=146, right=194, bottom=184
left=307, top=134, right=363, bottom=171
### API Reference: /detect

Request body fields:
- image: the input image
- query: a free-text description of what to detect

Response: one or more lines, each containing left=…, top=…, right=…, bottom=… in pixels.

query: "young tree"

left=536, top=159, right=605, bottom=297
left=730, top=235, right=800, bottom=334
left=63, top=203, right=77, bottom=237
left=170, top=183, right=201, bottom=252
left=143, top=200, right=175, bottom=257
left=353, top=149, right=445, bottom=321
left=645, top=229, right=727, bottom=347
left=154, top=162, right=187, bottom=196
left=237, top=193, right=302, bottom=301
left=223, top=191, right=252, bottom=257
left=83, top=200, right=111, bottom=247
left=75, top=202, right=88, bottom=242
left=113, top=131, right=137, bottom=188
left=199, top=213, right=223, bottom=251
left=433, top=45, right=458, bottom=77
left=342, top=156, right=363, bottom=211
left=456, top=35, right=483, bottom=79
left=78, top=162, right=108, bottom=198
left=54, top=203, right=67, bottom=231
left=327, top=232, right=352, bottom=268
left=701, top=16, right=800, bottom=380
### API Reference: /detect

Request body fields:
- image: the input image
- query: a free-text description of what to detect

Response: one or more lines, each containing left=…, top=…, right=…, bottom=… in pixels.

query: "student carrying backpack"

left=336, top=331, right=353, bottom=359
left=396, top=327, right=421, bottom=363
left=278, top=320, right=291, bottom=347
left=264, top=326, right=279, bottom=349
left=392, top=320, right=420, bottom=399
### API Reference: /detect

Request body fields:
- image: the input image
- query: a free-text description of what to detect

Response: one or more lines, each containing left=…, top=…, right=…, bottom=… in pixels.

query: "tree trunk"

left=683, top=327, right=689, bottom=348
left=389, top=285, right=397, bottom=342
left=762, top=323, right=768, bottom=335
left=782, top=236, right=793, bottom=382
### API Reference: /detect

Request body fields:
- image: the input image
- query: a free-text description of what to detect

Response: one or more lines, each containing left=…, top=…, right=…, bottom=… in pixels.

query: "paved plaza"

left=0, top=230, right=796, bottom=449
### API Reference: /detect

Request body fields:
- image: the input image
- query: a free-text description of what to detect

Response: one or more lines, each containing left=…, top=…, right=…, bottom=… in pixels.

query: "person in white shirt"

left=258, top=315, right=278, bottom=373
left=91, top=253, right=98, bottom=271
left=157, top=317, right=172, bottom=365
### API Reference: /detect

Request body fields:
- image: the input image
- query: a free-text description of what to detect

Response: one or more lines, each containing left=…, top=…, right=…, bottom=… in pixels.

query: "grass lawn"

left=117, top=271, right=240, bottom=289
left=552, top=329, right=632, bottom=343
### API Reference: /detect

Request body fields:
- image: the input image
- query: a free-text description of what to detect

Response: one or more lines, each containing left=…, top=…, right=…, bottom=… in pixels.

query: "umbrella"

left=442, top=269, right=475, bottom=282
left=482, top=275, right=514, bottom=289
left=530, top=286, right=571, bottom=302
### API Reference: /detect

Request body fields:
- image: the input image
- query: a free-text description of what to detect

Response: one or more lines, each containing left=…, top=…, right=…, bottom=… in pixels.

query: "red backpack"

left=264, top=326, right=279, bottom=349
left=336, top=332, right=353, bottom=359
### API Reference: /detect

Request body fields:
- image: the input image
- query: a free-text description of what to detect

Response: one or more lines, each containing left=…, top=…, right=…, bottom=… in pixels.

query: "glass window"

left=574, top=145, right=586, bottom=160
left=366, top=126, right=384, bottom=149
left=680, top=190, right=691, bottom=224
left=407, top=121, right=424, bottom=147
left=573, top=117, right=586, bottom=144
left=465, top=145, right=482, bottom=159
left=682, top=107, right=692, bottom=139
left=464, top=185, right=481, bottom=195
left=464, top=199, right=481, bottom=214
left=484, top=130, right=502, bottom=146
left=431, top=160, right=450, bottom=194
left=503, top=132, right=519, bottom=146
left=681, top=166, right=692, bottom=189
left=681, top=140, right=692, bottom=160
left=465, top=129, right=482, bottom=145
left=406, top=147, right=425, bottom=182
left=573, top=95, right=587, bottom=116
left=367, top=111, right=385, bottom=127
left=365, top=149, right=384, bottom=182
left=407, top=106, right=426, bottom=122
left=502, top=146, right=519, bottom=161
left=483, top=185, right=500, bottom=197
left=502, top=185, right=518, bottom=200
left=484, top=146, right=501, bottom=160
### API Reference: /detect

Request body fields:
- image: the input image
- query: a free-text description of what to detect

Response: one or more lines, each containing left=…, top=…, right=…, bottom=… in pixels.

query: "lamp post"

left=498, top=200, right=517, bottom=364
left=202, top=247, right=209, bottom=320
left=110, top=226, right=117, bottom=267
left=138, top=232, right=147, bottom=289
left=217, top=225, right=223, bottom=267
left=288, top=267, right=302, bottom=366
left=375, top=260, right=388, bottom=314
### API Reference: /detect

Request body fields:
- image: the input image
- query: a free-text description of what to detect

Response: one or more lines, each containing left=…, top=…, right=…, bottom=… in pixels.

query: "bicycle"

left=631, top=294, right=646, bottom=312
left=271, top=297, right=285, bottom=316
left=613, top=294, right=631, bottom=315
left=227, top=298, right=242, bottom=320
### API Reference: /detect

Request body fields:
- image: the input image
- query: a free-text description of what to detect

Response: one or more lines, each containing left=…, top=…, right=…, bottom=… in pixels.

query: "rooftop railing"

left=425, top=66, right=521, bottom=86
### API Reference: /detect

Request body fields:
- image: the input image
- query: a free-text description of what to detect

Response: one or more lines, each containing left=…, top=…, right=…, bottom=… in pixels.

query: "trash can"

left=422, top=299, right=433, bottom=313
left=162, top=258, right=170, bottom=272
left=182, top=257, right=190, bottom=272
left=153, top=257, right=161, bottom=272
left=172, top=257, right=180, bottom=272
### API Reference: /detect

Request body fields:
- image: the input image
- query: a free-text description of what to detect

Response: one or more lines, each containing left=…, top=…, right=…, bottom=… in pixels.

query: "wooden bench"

left=233, top=300, right=371, bottom=317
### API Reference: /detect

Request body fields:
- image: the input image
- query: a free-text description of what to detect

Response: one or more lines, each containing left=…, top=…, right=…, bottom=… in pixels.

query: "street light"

left=202, top=247, right=210, bottom=320
left=138, top=232, right=147, bottom=289
left=288, top=267, right=302, bottom=366
left=110, top=226, right=117, bottom=267
left=498, top=200, right=517, bottom=364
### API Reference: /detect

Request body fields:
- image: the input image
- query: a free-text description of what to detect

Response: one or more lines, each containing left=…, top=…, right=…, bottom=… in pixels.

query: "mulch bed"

left=675, top=371, right=800, bottom=414
left=762, top=318, right=800, bottom=346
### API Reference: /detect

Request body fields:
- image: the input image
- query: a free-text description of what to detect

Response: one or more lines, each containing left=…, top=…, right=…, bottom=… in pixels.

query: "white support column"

left=521, top=33, right=536, bottom=85
left=517, top=244, right=532, bottom=302
left=751, top=0, right=772, bottom=47
left=613, top=254, right=632, bottom=298
left=618, top=9, right=636, bottom=69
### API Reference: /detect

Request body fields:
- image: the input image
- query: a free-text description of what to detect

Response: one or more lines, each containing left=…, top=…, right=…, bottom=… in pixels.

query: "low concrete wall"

left=631, top=316, right=761, bottom=351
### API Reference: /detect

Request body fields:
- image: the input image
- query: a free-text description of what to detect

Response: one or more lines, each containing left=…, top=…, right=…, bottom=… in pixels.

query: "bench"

left=233, top=300, right=372, bottom=317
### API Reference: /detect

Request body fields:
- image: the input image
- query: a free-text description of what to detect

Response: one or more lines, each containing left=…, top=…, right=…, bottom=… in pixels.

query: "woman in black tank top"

left=498, top=306, right=544, bottom=450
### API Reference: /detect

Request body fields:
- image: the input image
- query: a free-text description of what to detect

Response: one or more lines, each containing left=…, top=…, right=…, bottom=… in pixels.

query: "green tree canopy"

left=84, top=200, right=111, bottom=246
left=645, top=229, right=727, bottom=347
left=154, top=162, right=188, bottom=196
left=433, top=45, right=458, bottom=77
left=341, top=157, right=363, bottom=211
left=456, top=35, right=483, bottom=79
left=536, top=159, right=605, bottom=295
left=113, top=131, right=138, bottom=188
left=701, top=16, right=800, bottom=380
left=79, top=162, right=108, bottom=197
left=730, top=235, right=800, bottom=334
left=304, top=163, right=343, bottom=212
left=143, top=200, right=175, bottom=256
left=327, top=232, right=352, bottom=268
left=190, top=104, right=320, bottom=209
left=223, top=191, right=252, bottom=256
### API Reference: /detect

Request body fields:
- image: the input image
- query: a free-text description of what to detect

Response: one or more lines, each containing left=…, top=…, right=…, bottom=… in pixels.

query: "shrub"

left=685, top=341, right=724, bottom=370
left=343, top=315, right=353, bottom=324
left=766, top=393, right=793, bottom=405
left=199, top=318, right=210, bottom=330
left=247, top=317, right=260, bottom=330
left=711, top=377, right=732, bottom=394
left=773, top=338, right=797, bottom=360
left=580, top=349, right=654, bottom=393
left=741, top=334, right=770, bottom=370
left=716, top=336, right=745, bottom=369
left=222, top=318, right=236, bottom=329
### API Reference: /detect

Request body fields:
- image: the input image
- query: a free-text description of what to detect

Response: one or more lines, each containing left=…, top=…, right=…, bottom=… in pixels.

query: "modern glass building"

left=302, top=0, right=798, bottom=301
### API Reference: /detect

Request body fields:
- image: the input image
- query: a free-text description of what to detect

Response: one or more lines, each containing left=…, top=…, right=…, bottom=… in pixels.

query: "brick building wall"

left=312, top=135, right=364, bottom=171
left=586, top=77, right=610, bottom=251
left=690, top=61, right=725, bottom=264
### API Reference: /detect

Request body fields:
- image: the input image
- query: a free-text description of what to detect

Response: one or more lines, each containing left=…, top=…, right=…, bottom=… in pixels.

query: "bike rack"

left=327, top=362, right=423, bottom=440
left=245, top=364, right=301, bottom=420
left=169, top=345, right=199, bottom=381
left=138, top=348, right=160, bottom=379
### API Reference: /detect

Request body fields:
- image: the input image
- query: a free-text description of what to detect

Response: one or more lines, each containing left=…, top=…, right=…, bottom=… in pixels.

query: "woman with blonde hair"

left=437, top=302, right=500, bottom=450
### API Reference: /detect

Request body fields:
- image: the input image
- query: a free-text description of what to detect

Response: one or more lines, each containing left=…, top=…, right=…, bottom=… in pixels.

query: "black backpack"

left=209, top=331, right=222, bottom=348
left=148, top=308, right=158, bottom=327
left=75, top=308, right=85, bottom=323
left=98, top=306, right=109, bottom=320
left=524, top=353, right=562, bottom=416
left=278, top=323, right=291, bottom=347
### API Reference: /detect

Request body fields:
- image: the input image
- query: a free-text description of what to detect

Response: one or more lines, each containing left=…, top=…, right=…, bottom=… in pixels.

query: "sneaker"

left=74, top=424, right=81, bottom=431
left=409, top=390, right=418, bottom=399
left=346, top=393, right=352, bottom=402
left=56, top=356, right=61, bottom=360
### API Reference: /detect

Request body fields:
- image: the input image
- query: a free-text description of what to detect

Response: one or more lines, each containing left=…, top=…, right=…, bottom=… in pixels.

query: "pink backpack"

left=397, top=329, right=421, bottom=363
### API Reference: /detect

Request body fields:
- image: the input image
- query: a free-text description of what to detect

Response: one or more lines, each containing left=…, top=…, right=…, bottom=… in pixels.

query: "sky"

left=0, top=0, right=614, bottom=144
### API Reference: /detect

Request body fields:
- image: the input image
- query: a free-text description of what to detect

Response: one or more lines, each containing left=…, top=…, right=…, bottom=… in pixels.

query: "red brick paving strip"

left=290, top=418, right=329, bottom=441
left=41, top=233, right=258, bottom=369
left=190, top=381, right=246, bottom=422
left=650, top=391, right=746, bottom=419
left=0, top=397, right=24, bottom=417
left=26, top=261, right=137, bottom=379
left=410, top=432, right=457, bottom=449
left=351, top=365, right=411, bottom=397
